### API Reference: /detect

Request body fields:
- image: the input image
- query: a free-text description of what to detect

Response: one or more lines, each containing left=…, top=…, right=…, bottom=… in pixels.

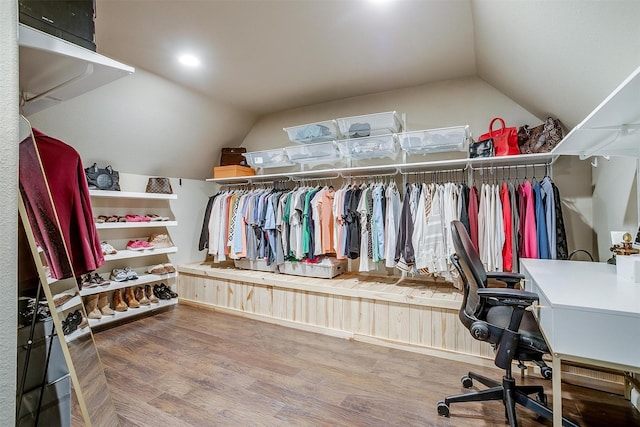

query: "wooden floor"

left=75, top=304, right=640, bottom=426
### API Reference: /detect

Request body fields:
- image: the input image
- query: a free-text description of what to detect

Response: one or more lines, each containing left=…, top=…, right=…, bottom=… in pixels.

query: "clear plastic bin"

left=399, top=125, right=470, bottom=154
left=336, top=111, right=402, bottom=138
left=284, top=120, right=340, bottom=144
left=243, top=148, right=293, bottom=169
left=284, top=141, right=341, bottom=165
left=336, top=134, right=399, bottom=160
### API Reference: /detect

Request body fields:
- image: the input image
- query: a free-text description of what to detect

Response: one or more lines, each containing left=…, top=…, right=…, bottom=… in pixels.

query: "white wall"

left=592, top=156, right=638, bottom=261
left=1, top=0, right=18, bottom=423
left=116, top=172, right=216, bottom=265
left=28, top=68, right=256, bottom=180
left=241, top=76, right=594, bottom=257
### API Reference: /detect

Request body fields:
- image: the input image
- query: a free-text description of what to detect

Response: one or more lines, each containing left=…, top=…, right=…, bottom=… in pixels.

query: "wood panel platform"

left=177, top=262, right=627, bottom=392
left=177, top=262, right=496, bottom=366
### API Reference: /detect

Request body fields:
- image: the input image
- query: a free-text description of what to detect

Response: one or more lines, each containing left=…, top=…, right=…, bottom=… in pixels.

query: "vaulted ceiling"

left=94, top=0, right=640, bottom=130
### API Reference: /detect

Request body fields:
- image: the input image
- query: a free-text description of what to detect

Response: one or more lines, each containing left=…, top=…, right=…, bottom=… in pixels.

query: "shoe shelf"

left=55, top=295, right=82, bottom=313
left=64, top=326, right=91, bottom=344
left=80, top=272, right=178, bottom=297
left=87, top=298, right=178, bottom=328
left=95, top=221, right=177, bottom=230
left=103, top=246, right=178, bottom=262
left=89, top=189, right=177, bottom=200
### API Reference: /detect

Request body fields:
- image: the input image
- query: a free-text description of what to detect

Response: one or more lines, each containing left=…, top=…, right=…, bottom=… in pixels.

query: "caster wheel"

left=437, top=401, right=450, bottom=417
left=461, top=375, right=473, bottom=388
left=536, top=393, right=548, bottom=407
left=541, top=367, right=552, bottom=380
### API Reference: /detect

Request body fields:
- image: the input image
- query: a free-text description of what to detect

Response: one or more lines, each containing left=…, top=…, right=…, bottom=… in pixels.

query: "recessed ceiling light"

left=178, top=54, right=200, bottom=67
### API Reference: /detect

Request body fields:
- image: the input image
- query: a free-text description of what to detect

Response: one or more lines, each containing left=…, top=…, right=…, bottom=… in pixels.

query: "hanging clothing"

left=19, top=129, right=104, bottom=279
left=500, top=183, right=513, bottom=272
left=541, top=176, right=557, bottom=259
left=468, top=185, right=479, bottom=252
left=552, top=182, right=569, bottom=260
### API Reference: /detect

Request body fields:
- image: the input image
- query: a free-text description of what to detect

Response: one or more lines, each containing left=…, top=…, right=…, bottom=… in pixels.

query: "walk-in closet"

left=5, top=1, right=640, bottom=426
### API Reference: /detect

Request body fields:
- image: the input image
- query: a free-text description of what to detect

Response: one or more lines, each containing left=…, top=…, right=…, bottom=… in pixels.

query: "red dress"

left=19, top=129, right=104, bottom=279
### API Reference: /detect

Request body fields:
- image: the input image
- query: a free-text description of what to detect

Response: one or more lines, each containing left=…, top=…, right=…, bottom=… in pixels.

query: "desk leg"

left=553, top=355, right=562, bottom=426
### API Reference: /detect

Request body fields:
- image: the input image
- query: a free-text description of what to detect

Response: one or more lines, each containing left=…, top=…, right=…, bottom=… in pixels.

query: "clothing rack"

left=470, top=162, right=553, bottom=184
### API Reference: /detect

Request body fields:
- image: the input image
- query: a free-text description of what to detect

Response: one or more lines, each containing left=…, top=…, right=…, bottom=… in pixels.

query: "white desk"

left=520, top=258, right=640, bottom=426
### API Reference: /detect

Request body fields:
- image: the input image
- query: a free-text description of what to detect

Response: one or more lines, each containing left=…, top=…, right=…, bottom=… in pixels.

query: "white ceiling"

left=95, top=0, right=477, bottom=116
left=72, top=0, right=640, bottom=180
left=94, top=0, right=640, bottom=127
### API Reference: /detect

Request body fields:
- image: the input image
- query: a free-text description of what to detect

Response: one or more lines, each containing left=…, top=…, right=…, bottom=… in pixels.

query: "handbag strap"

left=489, top=117, right=506, bottom=133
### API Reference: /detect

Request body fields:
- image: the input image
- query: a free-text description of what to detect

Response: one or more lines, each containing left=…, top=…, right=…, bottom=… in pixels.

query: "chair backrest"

left=450, top=220, right=489, bottom=327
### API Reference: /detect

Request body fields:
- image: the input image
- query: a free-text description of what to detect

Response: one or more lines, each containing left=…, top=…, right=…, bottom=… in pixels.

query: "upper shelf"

left=18, top=24, right=135, bottom=116
left=206, top=152, right=557, bottom=184
left=89, top=190, right=177, bottom=200
left=553, top=63, right=640, bottom=159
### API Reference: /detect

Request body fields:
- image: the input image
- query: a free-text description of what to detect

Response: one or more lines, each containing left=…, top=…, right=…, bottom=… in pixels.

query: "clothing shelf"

left=89, top=189, right=177, bottom=200
left=95, top=221, right=177, bottom=230
left=55, top=295, right=82, bottom=313
left=102, top=246, right=177, bottom=262
left=553, top=62, right=640, bottom=159
left=206, top=152, right=558, bottom=184
left=79, top=272, right=177, bottom=297
left=87, top=298, right=178, bottom=329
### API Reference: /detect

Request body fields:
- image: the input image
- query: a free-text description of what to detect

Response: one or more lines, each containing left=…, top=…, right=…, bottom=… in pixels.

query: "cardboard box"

left=213, top=165, right=255, bottom=179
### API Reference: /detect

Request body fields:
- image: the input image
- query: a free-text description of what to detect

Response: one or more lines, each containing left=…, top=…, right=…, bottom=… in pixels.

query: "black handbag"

left=146, top=177, right=173, bottom=194
left=469, top=138, right=495, bottom=158
left=84, top=163, right=120, bottom=191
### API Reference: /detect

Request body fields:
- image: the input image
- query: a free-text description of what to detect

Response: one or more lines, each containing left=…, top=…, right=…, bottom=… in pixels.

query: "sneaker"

left=80, top=273, right=98, bottom=288
left=123, top=267, right=138, bottom=280
left=92, top=272, right=110, bottom=286
left=126, top=240, right=154, bottom=251
left=148, top=233, right=173, bottom=249
left=101, top=241, right=117, bottom=255
left=110, top=268, right=128, bottom=282
left=147, top=264, right=168, bottom=275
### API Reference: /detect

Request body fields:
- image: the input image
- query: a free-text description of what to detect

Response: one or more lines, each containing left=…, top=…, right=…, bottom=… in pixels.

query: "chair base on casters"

left=437, top=370, right=579, bottom=427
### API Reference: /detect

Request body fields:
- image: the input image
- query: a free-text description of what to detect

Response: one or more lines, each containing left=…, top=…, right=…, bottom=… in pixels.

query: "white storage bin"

left=399, top=125, right=470, bottom=154
left=243, top=149, right=293, bottom=169
left=280, top=257, right=347, bottom=279
left=284, top=120, right=340, bottom=144
left=336, top=111, right=402, bottom=138
left=284, top=141, right=341, bottom=165
left=336, top=134, right=399, bottom=160
left=234, top=258, right=278, bottom=272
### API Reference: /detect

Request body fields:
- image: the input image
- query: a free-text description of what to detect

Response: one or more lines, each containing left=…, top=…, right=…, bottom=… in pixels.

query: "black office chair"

left=437, top=220, right=578, bottom=427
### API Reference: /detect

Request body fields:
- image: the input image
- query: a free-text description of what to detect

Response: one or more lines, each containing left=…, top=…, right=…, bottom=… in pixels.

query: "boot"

left=124, top=287, right=140, bottom=308
left=98, top=292, right=115, bottom=315
left=84, top=294, right=102, bottom=319
left=113, top=289, right=128, bottom=312
left=135, top=287, right=150, bottom=306
left=145, top=284, right=159, bottom=304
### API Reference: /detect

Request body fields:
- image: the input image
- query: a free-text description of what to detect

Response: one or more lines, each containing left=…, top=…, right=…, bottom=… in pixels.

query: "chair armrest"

left=477, top=288, right=538, bottom=308
left=486, top=272, right=525, bottom=288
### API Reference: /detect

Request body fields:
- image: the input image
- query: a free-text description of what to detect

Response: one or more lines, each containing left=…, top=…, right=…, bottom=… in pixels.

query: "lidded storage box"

left=284, top=141, right=342, bottom=166
left=284, top=120, right=340, bottom=144
left=280, top=257, right=347, bottom=279
left=336, top=134, right=399, bottom=160
left=336, top=111, right=402, bottom=138
left=243, top=148, right=293, bottom=169
left=234, top=259, right=278, bottom=272
left=399, top=125, right=470, bottom=154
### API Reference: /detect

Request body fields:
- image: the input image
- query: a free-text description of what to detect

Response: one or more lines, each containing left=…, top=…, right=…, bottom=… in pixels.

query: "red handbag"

left=479, top=118, right=520, bottom=156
